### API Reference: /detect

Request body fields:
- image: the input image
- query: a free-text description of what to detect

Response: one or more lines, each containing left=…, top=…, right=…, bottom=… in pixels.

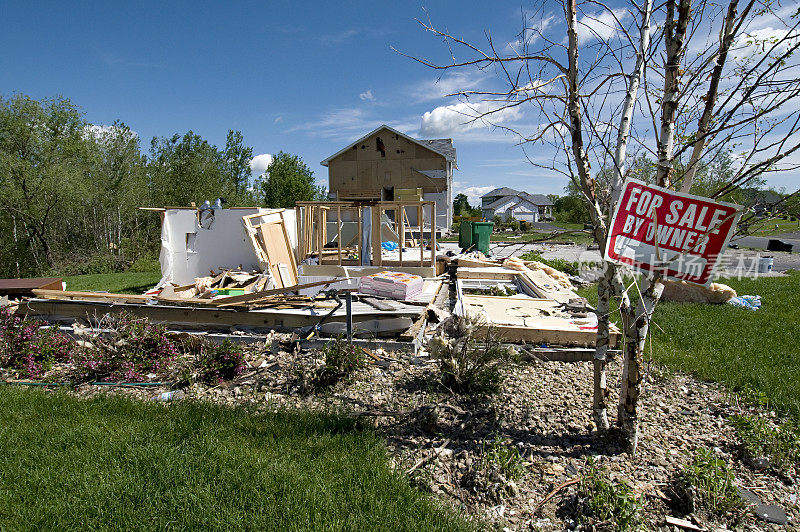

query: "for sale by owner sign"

left=605, top=178, right=743, bottom=286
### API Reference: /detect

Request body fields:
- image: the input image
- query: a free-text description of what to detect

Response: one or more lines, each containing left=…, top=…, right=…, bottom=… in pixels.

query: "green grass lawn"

left=580, top=271, right=800, bottom=418
left=741, top=217, right=800, bottom=236
left=0, top=387, right=473, bottom=531
left=63, top=271, right=162, bottom=294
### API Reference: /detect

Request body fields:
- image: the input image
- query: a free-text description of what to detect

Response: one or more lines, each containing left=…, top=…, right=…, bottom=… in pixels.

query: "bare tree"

left=401, top=0, right=800, bottom=450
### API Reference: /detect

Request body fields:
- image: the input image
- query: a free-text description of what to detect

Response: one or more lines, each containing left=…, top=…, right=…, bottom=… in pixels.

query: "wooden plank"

left=279, top=210, right=299, bottom=283
left=476, top=324, right=615, bottom=347
left=316, top=206, right=323, bottom=265
left=399, top=205, right=405, bottom=266
left=24, top=299, right=421, bottom=332
left=33, top=289, right=152, bottom=303
left=214, top=278, right=349, bottom=307
left=0, top=277, right=62, bottom=296
left=258, top=222, right=298, bottom=288
left=456, top=257, right=502, bottom=268
left=361, top=297, right=397, bottom=311
left=31, top=289, right=216, bottom=307
left=457, top=267, right=516, bottom=280
left=430, top=203, right=436, bottom=266
left=418, top=205, right=424, bottom=267
left=337, top=205, right=342, bottom=266
left=398, top=280, right=445, bottom=342
left=295, top=205, right=302, bottom=263
left=357, top=206, right=362, bottom=263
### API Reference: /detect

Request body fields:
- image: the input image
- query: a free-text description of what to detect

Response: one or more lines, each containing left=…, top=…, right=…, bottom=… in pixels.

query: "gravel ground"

left=54, top=334, right=799, bottom=531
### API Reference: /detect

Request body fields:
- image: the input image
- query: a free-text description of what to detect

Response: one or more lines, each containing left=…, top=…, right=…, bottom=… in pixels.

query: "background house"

left=481, top=188, right=553, bottom=222
left=321, top=125, right=456, bottom=229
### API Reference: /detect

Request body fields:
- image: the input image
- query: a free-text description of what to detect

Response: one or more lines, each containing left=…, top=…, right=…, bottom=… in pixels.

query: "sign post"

left=605, top=179, right=743, bottom=286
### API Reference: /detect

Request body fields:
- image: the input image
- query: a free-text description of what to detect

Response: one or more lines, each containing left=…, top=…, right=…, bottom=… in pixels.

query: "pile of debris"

left=1, top=202, right=616, bottom=354
left=451, top=253, right=618, bottom=356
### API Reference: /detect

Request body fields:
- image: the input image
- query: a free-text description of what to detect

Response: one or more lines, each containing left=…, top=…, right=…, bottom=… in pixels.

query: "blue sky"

left=2, top=1, right=797, bottom=204
left=1, top=0, right=552, bottom=205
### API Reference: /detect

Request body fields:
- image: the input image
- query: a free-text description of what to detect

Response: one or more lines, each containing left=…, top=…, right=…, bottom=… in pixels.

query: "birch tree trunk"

left=656, top=0, right=692, bottom=186
left=618, top=276, right=664, bottom=452
left=593, top=0, right=654, bottom=432
left=592, top=266, right=616, bottom=430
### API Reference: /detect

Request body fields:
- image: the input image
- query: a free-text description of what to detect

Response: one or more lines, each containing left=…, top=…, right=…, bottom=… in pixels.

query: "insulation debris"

left=359, top=271, right=424, bottom=300
left=660, top=279, right=737, bottom=304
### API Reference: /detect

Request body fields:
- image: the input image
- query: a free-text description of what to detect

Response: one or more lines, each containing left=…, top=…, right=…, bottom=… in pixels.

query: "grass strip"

left=0, top=387, right=473, bottom=531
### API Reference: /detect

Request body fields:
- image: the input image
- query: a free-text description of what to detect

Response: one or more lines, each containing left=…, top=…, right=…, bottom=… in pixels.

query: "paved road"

left=730, top=235, right=800, bottom=251
left=441, top=239, right=799, bottom=273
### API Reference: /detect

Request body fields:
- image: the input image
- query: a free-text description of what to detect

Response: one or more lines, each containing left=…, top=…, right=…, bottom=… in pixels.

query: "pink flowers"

left=1, top=309, right=74, bottom=378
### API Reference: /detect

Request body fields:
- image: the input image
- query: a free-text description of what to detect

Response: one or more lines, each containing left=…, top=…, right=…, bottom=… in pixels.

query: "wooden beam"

left=399, top=205, right=405, bottom=266
left=418, top=204, right=424, bottom=267
left=214, top=278, right=348, bottom=307
left=337, top=205, right=342, bottom=266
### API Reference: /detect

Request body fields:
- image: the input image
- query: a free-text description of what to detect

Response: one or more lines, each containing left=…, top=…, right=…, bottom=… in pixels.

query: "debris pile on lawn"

left=4, top=201, right=614, bottom=353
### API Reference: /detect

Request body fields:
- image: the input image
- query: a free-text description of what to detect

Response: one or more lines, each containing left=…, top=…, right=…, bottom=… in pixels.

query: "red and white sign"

left=605, top=178, right=742, bottom=286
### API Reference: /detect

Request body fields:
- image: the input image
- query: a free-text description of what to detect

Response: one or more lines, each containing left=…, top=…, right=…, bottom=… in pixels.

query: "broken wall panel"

left=159, top=208, right=266, bottom=287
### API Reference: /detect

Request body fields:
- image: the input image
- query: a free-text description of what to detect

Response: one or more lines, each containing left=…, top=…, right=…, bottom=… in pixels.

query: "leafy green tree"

left=148, top=131, right=225, bottom=207
left=223, top=129, right=253, bottom=194
left=260, top=151, right=323, bottom=208
left=147, top=130, right=256, bottom=208
left=553, top=195, right=589, bottom=224
left=454, top=193, right=470, bottom=215
left=0, top=94, right=86, bottom=273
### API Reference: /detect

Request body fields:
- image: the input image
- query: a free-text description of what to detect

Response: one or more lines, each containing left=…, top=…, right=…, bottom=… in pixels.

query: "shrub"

left=0, top=309, right=74, bottom=378
left=672, top=448, right=745, bottom=523
left=428, top=316, right=517, bottom=395
left=197, top=339, right=246, bottom=384
left=575, top=459, right=643, bottom=531
left=72, top=313, right=179, bottom=382
left=730, top=414, right=800, bottom=474
left=313, top=337, right=365, bottom=389
left=481, top=434, right=526, bottom=481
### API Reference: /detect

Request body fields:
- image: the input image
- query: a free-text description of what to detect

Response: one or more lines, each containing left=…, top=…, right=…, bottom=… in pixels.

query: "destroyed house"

left=321, top=125, right=456, bottom=230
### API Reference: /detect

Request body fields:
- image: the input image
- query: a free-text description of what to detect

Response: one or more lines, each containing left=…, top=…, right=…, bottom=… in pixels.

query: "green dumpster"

left=471, top=221, right=494, bottom=253
left=458, top=220, right=473, bottom=249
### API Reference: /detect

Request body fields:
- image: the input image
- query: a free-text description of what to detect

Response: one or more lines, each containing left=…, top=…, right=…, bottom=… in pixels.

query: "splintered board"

left=258, top=221, right=298, bottom=288
left=460, top=295, right=619, bottom=347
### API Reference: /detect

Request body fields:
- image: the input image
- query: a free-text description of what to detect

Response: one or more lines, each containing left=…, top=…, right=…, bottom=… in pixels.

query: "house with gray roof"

left=481, top=188, right=553, bottom=222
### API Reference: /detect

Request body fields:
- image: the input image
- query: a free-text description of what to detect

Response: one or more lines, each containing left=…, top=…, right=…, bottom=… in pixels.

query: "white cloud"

left=274, top=116, right=283, bottom=124
left=419, top=101, right=523, bottom=138
left=453, top=182, right=496, bottom=207
left=83, top=124, right=137, bottom=141
left=730, top=27, right=800, bottom=63
left=410, top=71, right=489, bottom=102
left=359, top=89, right=375, bottom=102
left=576, top=9, right=630, bottom=44
left=289, top=107, right=419, bottom=140
left=249, top=153, right=273, bottom=175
